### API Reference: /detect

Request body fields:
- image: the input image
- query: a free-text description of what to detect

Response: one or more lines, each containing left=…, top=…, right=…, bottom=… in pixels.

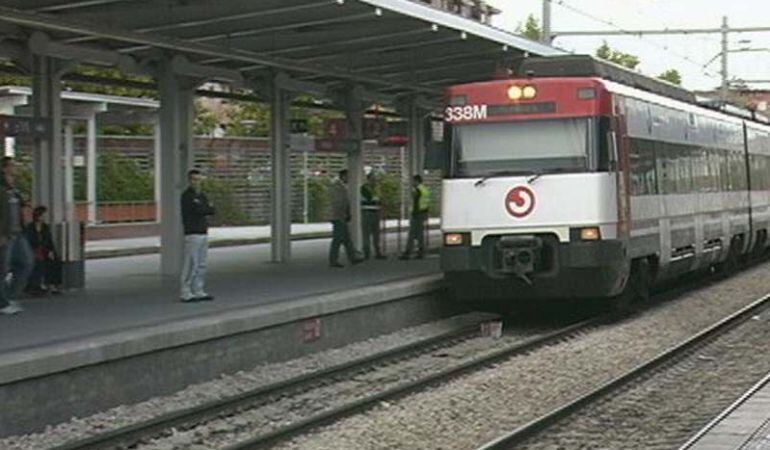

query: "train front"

left=441, top=77, right=630, bottom=303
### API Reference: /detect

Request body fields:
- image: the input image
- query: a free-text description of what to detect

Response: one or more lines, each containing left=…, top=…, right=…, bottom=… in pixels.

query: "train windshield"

left=452, top=118, right=599, bottom=177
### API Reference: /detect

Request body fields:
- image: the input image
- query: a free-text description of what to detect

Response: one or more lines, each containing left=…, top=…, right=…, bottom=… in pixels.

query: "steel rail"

left=475, top=294, right=770, bottom=450
left=678, top=370, right=770, bottom=449
left=50, top=321, right=484, bottom=450
left=222, top=317, right=602, bottom=450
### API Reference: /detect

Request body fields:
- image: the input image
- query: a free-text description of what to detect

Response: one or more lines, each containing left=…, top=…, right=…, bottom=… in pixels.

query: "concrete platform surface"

left=682, top=372, right=770, bottom=450
left=0, top=235, right=440, bottom=356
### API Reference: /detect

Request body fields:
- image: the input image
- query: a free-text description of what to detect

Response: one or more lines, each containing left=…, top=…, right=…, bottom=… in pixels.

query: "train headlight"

left=444, top=233, right=469, bottom=246
left=522, top=85, right=537, bottom=99
left=573, top=227, right=602, bottom=241
left=507, top=85, right=523, bottom=101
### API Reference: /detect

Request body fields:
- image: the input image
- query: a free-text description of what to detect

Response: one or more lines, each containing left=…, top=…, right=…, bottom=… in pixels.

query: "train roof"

left=514, top=55, right=769, bottom=125
left=515, top=55, right=695, bottom=103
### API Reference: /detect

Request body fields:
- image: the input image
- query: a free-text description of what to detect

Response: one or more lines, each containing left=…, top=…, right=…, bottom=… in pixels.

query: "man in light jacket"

left=329, top=169, right=362, bottom=268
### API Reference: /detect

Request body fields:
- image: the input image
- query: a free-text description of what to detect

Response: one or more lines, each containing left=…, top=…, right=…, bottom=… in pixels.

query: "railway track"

left=51, top=315, right=601, bottom=450
left=475, top=294, right=770, bottom=450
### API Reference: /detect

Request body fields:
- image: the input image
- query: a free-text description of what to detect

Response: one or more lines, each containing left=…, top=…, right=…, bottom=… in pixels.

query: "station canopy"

left=0, top=0, right=563, bottom=98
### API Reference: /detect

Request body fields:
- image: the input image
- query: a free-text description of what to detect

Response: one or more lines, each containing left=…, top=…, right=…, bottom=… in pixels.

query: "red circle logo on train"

left=505, top=186, right=536, bottom=218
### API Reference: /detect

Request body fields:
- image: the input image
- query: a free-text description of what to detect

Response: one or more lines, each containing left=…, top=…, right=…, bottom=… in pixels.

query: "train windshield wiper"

left=528, top=168, right=572, bottom=184
left=474, top=170, right=537, bottom=187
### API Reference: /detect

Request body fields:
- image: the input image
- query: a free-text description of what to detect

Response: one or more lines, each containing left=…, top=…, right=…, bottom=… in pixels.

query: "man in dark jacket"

left=361, top=172, right=385, bottom=260
left=25, top=206, right=63, bottom=295
left=329, top=169, right=362, bottom=268
left=180, top=169, right=216, bottom=302
left=1, top=157, right=33, bottom=315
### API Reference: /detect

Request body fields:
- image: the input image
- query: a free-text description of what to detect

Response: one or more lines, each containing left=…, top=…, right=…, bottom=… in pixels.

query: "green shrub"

left=98, top=151, right=154, bottom=202
left=202, top=178, right=251, bottom=226
left=305, top=176, right=335, bottom=222
left=376, top=172, right=402, bottom=219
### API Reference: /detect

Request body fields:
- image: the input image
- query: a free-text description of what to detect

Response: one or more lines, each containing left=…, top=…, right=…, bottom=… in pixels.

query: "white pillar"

left=64, top=120, right=75, bottom=223
left=302, top=150, right=309, bottom=224
left=86, top=114, right=97, bottom=224
left=270, top=82, right=291, bottom=262
left=345, top=95, right=364, bottom=251
left=153, top=117, right=161, bottom=223
left=158, top=63, right=196, bottom=276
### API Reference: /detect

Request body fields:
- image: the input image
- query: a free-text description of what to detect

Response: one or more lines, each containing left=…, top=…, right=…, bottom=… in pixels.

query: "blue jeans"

left=0, top=235, right=34, bottom=307
left=180, top=234, right=209, bottom=299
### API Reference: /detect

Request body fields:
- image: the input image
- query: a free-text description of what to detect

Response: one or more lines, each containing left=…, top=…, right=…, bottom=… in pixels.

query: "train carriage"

left=439, top=55, right=770, bottom=307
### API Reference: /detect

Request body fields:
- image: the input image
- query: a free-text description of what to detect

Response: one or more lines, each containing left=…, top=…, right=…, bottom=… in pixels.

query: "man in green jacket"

left=400, top=175, right=430, bottom=260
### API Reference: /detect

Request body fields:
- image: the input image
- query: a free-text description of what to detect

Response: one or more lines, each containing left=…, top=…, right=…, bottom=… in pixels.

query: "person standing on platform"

left=0, top=157, right=33, bottom=315
left=180, top=169, right=216, bottom=303
left=361, top=172, right=385, bottom=260
left=400, top=174, right=431, bottom=260
left=329, top=169, right=363, bottom=268
left=25, top=206, right=63, bottom=295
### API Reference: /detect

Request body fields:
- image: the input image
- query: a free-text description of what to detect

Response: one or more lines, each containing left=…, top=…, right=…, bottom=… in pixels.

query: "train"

left=438, top=55, right=770, bottom=309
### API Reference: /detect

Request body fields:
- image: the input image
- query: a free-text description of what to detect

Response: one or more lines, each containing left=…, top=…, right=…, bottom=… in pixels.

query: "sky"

left=484, top=0, right=770, bottom=91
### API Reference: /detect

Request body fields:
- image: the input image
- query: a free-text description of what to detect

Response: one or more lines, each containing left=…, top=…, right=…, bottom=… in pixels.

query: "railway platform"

left=682, top=371, right=770, bottom=450
left=0, top=232, right=446, bottom=437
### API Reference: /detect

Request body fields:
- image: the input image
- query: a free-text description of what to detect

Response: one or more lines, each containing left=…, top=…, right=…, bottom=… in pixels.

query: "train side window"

left=676, top=145, right=694, bottom=194
left=692, top=149, right=709, bottom=193
left=655, top=141, right=676, bottom=195
left=629, top=139, right=657, bottom=196
left=716, top=149, right=729, bottom=191
left=706, top=149, right=721, bottom=192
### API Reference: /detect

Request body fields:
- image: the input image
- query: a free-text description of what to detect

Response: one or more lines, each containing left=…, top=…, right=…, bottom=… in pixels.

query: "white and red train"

left=439, top=56, right=770, bottom=307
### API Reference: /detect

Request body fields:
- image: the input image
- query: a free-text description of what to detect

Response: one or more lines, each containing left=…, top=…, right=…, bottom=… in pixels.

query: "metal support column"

left=86, top=114, right=97, bottom=224
left=542, top=0, right=553, bottom=44
left=407, top=100, right=424, bottom=181
left=158, top=61, right=196, bottom=276
left=31, top=54, right=64, bottom=224
left=720, top=15, right=729, bottom=103
left=270, top=79, right=291, bottom=263
left=344, top=90, right=365, bottom=251
left=31, top=54, right=84, bottom=287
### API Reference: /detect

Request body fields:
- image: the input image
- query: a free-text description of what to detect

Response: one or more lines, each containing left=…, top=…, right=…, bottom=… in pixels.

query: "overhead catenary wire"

left=549, top=0, right=722, bottom=81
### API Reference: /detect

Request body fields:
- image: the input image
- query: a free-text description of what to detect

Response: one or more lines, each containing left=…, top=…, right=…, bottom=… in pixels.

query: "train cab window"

left=451, top=118, right=598, bottom=176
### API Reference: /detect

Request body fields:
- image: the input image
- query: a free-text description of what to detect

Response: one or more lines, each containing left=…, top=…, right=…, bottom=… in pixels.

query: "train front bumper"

left=441, top=236, right=628, bottom=300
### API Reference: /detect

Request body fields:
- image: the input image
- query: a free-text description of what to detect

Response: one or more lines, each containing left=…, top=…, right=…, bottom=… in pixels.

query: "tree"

left=658, top=69, right=682, bottom=85
left=516, top=14, right=542, bottom=41
left=596, top=41, right=641, bottom=70
left=226, top=101, right=271, bottom=137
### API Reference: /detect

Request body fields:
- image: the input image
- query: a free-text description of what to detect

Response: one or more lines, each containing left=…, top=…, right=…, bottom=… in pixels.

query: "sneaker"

left=0, top=304, right=23, bottom=315
left=195, top=295, right=215, bottom=302
left=180, top=297, right=198, bottom=303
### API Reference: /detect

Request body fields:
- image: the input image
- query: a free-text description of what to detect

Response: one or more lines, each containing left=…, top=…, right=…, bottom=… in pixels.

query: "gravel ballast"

left=0, top=312, right=494, bottom=450
left=275, top=263, right=770, bottom=450
left=517, top=308, right=770, bottom=450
